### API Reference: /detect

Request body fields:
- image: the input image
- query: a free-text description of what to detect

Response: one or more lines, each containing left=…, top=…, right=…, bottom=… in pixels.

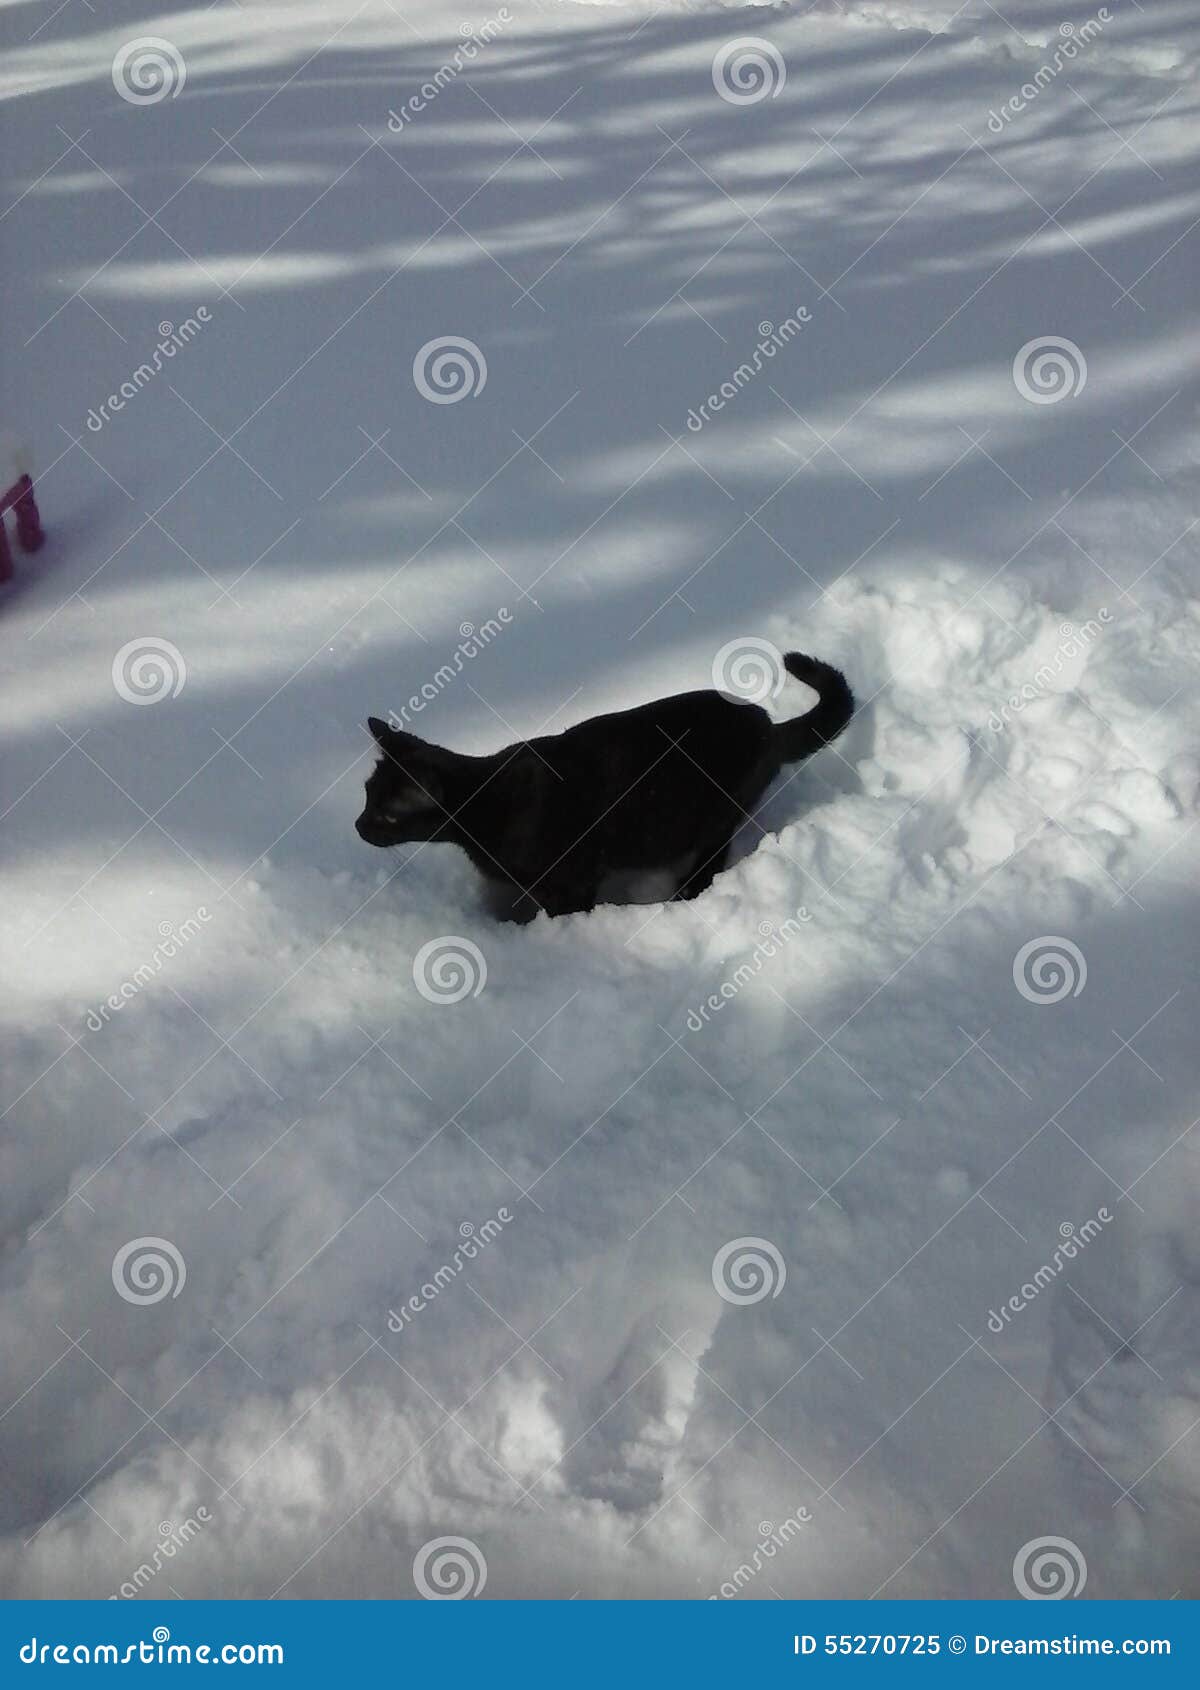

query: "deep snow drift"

left=2, top=0, right=1199, bottom=1599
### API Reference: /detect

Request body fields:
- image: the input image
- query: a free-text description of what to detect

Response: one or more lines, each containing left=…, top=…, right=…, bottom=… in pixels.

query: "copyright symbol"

left=949, top=1636, right=967, bottom=1654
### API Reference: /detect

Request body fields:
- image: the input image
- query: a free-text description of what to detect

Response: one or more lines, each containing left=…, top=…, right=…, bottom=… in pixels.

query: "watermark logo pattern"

left=1013, top=937, right=1087, bottom=1004
left=412, top=936, right=488, bottom=1004
left=1013, top=337, right=1087, bottom=405
left=712, top=39, right=786, bottom=105
left=112, top=1237, right=187, bottom=1305
left=112, top=39, right=186, bottom=105
left=1013, top=1536, right=1088, bottom=1599
left=413, top=1536, right=488, bottom=1598
left=712, top=637, right=786, bottom=704
left=112, top=638, right=187, bottom=705
left=413, top=337, right=488, bottom=404
left=712, top=1237, right=786, bottom=1305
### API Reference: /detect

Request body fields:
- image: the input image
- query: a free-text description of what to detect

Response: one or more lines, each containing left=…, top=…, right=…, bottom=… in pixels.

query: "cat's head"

left=355, top=717, right=454, bottom=847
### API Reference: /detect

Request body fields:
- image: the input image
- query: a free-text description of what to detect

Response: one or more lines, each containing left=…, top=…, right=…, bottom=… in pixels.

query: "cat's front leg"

left=481, top=878, right=539, bottom=924
left=481, top=872, right=591, bottom=923
left=674, top=838, right=732, bottom=901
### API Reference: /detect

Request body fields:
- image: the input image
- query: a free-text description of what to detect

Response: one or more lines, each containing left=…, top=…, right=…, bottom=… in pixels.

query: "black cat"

left=356, top=651, right=853, bottom=921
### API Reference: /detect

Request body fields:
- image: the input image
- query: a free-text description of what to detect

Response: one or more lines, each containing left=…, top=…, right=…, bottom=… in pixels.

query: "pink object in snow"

left=0, top=473, right=45, bottom=583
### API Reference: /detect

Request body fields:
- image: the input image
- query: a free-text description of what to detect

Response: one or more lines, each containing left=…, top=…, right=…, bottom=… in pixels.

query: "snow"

left=2, top=0, right=1199, bottom=1600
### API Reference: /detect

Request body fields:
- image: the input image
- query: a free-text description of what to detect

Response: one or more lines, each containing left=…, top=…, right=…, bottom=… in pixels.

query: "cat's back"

left=535, top=687, right=771, bottom=785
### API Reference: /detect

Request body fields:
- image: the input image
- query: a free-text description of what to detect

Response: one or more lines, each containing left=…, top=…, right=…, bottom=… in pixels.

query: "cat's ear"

left=367, top=716, right=391, bottom=744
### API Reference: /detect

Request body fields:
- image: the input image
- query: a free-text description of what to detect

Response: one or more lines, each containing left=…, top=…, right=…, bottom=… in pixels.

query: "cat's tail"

left=774, top=652, right=855, bottom=764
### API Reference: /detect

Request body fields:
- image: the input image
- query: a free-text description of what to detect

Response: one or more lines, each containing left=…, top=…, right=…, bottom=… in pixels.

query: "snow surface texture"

left=2, top=0, right=1199, bottom=1600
